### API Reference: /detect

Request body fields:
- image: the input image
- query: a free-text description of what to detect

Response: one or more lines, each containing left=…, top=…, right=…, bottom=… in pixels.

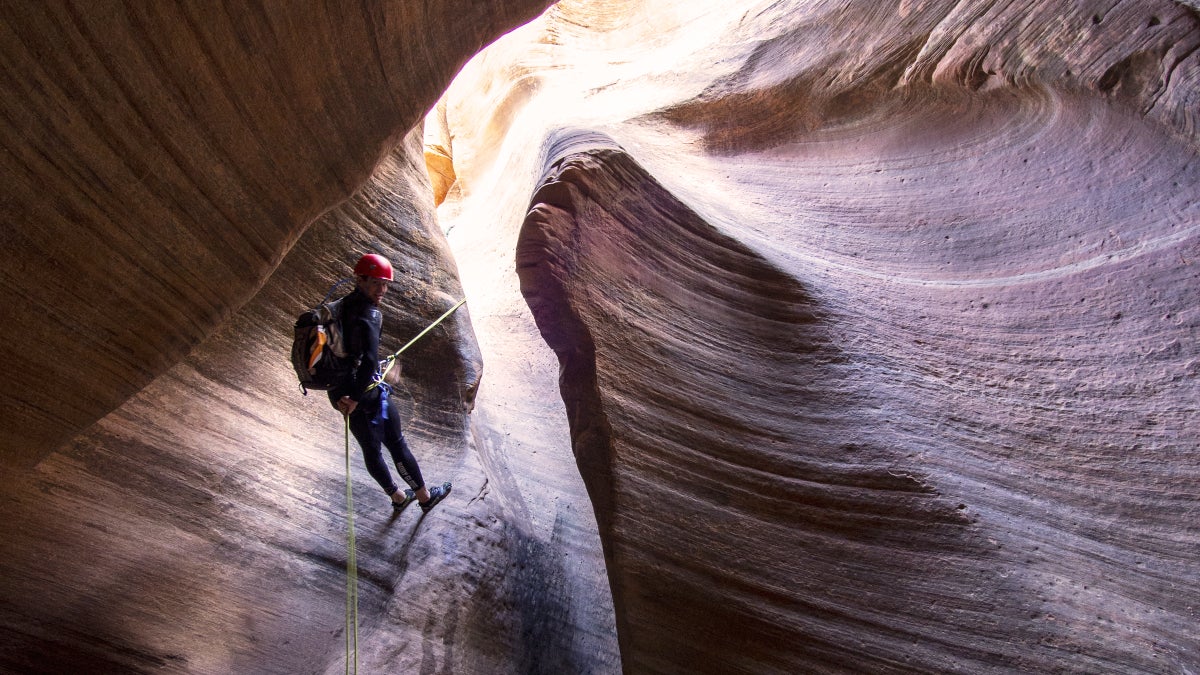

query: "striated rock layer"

left=1, top=122, right=616, bottom=673
left=2, top=0, right=1198, bottom=672
left=1, top=131, right=477, bottom=673
left=3, top=1, right=621, bottom=674
left=0, top=0, right=553, bottom=468
left=432, top=0, right=1200, bottom=672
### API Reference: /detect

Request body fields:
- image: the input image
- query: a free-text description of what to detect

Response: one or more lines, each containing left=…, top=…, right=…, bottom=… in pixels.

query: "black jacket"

left=327, top=288, right=384, bottom=408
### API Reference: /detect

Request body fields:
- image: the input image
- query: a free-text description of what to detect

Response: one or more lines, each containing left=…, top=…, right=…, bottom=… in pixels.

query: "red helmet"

left=353, top=253, right=394, bottom=281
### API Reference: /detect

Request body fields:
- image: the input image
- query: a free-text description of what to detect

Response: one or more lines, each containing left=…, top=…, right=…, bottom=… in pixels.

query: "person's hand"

left=337, top=396, right=358, bottom=416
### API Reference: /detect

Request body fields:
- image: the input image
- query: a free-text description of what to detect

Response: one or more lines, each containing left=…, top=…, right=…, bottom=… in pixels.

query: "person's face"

left=359, top=276, right=389, bottom=305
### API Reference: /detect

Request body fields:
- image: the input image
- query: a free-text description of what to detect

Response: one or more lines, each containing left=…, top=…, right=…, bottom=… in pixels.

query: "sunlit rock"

left=0, top=0, right=552, bottom=468
left=2, top=0, right=1197, bottom=672
left=0, top=1, right=620, bottom=673
left=440, top=0, right=1200, bottom=671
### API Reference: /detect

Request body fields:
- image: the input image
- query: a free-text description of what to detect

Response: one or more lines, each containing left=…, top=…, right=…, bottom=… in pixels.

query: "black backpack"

left=292, top=286, right=352, bottom=394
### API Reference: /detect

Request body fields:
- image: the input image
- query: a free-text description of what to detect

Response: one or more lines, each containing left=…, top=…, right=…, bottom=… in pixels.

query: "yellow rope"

left=345, top=416, right=358, bottom=674
left=368, top=298, right=467, bottom=392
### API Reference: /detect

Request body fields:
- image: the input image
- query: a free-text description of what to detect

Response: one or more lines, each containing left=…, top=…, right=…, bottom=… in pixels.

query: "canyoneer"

left=330, top=253, right=451, bottom=514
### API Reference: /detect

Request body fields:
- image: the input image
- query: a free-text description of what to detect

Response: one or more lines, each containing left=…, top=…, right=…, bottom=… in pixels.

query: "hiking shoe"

left=420, top=481, right=452, bottom=514
left=392, top=488, right=416, bottom=513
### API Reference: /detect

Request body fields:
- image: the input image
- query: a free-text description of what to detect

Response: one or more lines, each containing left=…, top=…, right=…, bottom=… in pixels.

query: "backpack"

left=292, top=290, right=352, bottom=394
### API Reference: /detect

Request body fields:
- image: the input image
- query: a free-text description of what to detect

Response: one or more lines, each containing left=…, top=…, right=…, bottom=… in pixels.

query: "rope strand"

left=345, top=416, right=358, bottom=674
left=342, top=296, right=464, bottom=671
left=369, top=298, right=467, bottom=391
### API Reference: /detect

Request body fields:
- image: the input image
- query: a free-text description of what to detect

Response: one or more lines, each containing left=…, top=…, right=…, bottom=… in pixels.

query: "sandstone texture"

left=0, top=0, right=551, bottom=468
left=2, top=0, right=1199, bottom=673
left=3, top=1, right=620, bottom=673
left=438, top=0, right=1200, bottom=672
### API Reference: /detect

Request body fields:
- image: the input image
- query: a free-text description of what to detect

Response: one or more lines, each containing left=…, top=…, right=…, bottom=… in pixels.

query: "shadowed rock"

left=451, top=1, right=1198, bottom=671
left=3, top=0, right=1199, bottom=672
left=0, top=0, right=553, bottom=468
left=1, top=1, right=623, bottom=673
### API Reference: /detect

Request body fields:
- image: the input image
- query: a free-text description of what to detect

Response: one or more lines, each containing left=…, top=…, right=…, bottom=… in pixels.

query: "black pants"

left=348, top=391, right=424, bottom=496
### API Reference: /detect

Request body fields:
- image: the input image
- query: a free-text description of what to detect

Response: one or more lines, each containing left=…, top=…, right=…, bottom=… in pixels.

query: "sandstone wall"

left=439, top=1, right=1200, bottom=672
left=0, top=0, right=552, bottom=468
left=2, top=0, right=1198, bottom=672
left=3, top=1, right=624, bottom=673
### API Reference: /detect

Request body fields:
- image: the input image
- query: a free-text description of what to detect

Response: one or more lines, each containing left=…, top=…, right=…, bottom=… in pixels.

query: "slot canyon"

left=2, top=1, right=1197, bottom=673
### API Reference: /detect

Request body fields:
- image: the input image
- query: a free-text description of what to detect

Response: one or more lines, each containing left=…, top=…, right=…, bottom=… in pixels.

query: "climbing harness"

left=367, top=298, right=468, bottom=392
left=344, top=416, right=358, bottom=674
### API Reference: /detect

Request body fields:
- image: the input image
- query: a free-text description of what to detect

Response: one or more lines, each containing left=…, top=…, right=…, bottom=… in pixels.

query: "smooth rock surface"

left=0, top=0, right=552, bottom=468
left=2, top=0, right=1198, bottom=673
left=435, top=0, right=1200, bottom=672
left=1, top=125, right=616, bottom=673
left=3, top=1, right=621, bottom=673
